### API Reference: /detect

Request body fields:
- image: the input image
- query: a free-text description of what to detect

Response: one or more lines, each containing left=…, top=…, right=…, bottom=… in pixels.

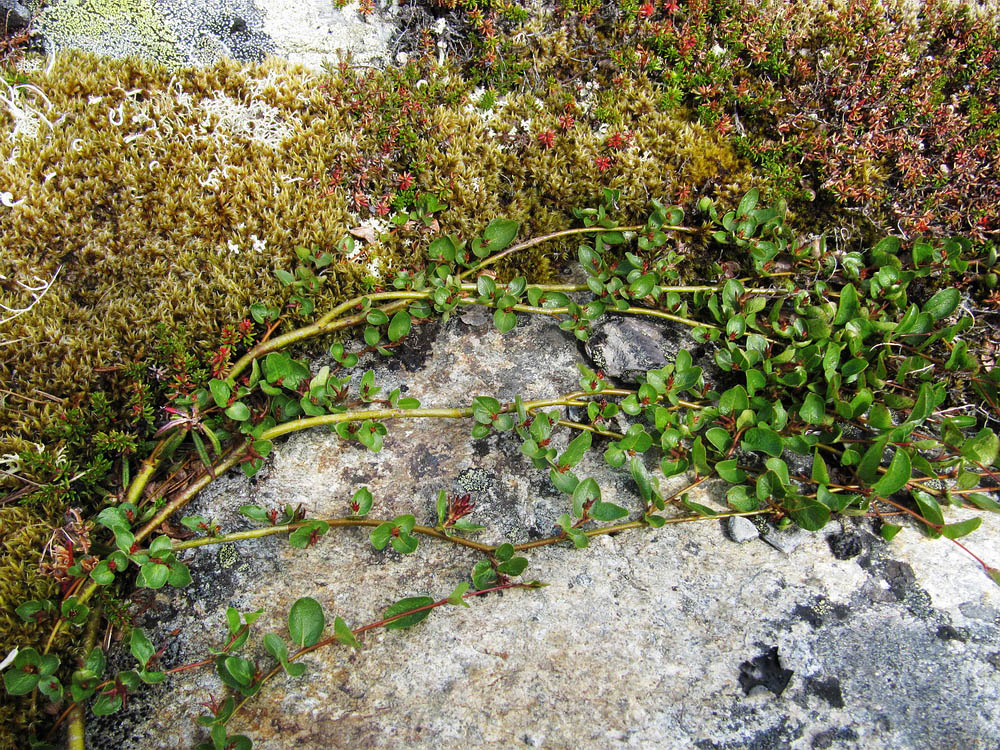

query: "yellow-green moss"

left=0, top=504, right=62, bottom=747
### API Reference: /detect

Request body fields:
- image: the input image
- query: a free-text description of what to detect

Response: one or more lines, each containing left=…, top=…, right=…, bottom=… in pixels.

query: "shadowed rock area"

left=87, top=312, right=1000, bottom=749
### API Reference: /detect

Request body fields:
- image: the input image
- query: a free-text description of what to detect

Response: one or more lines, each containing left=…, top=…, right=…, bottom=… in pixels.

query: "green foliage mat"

left=1, top=0, right=1000, bottom=745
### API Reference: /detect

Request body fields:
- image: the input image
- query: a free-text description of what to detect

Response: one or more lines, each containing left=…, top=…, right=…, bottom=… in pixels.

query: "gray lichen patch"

left=36, top=0, right=184, bottom=65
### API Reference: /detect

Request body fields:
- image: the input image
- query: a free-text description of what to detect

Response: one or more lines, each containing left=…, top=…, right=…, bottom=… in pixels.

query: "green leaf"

left=225, top=607, right=241, bottom=635
left=96, top=506, right=130, bottom=532
left=497, top=554, right=530, bottom=575
left=481, top=218, right=519, bottom=253
left=871, top=449, right=911, bottom=497
left=629, top=273, right=656, bottom=298
left=263, top=633, right=288, bottom=662
left=922, top=288, right=960, bottom=321
left=4, top=665, right=40, bottom=696
left=477, top=275, right=497, bottom=298
left=788, top=500, right=831, bottom=531
left=137, top=562, right=169, bottom=589
left=223, top=656, right=254, bottom=687
left=691, top=436, right=710, bottom=476
left=334, top=616, right=362, bottom=649
left=384, top=596, right=435, bottom=630
left=571, top=478, right=600, bottom=519
left=745, top=369, right=766, bottom=397
left=209, top=379, right=232, bottom=409
left=288, top=597, right=325, bottom=648
left=366, top=309, right=390, bottom=326
left=167, top=560, right=192, bottom=588
left=472, top=560, right=497, bottom=589
left=841, top=358, right=868, bottom=381
left=590, top=501, right=628, bottom=521
left=428, top=236, right=456, bottom=262
left=630, top=456, right=652, bottom=502
left=264, top=352, right=292, bottom=384
left=37, top=675, right=63, bottom=702
left=660, top=457, right=688, bottom=477
left=966, top=493, right=1000, bottom=513
left=472, top=396, right=502, bottom=425
left=289, top=521, right=330, bottom=548
left=387, top=311, right=411, bottom=342
left=60, top=596, right=90, bottom=625
left=130, top=628, right=155, bottom=669
left=719, top=385, right=749, bottom=416
left=726, top=485, right=758, bottom=512
left=939, top=517, right=982, bottom=540
left=351, top=487, right=374, bottom=516
left=868, top=403, right=893, bottom=430
left=225, top=402, right=251, bottom=421
left=881, top=523, right=902, bottom=541
left=390, top=533, right=419, bottom=554
left=239, top=505, right=270, bottom=523
left=370, top=521, right=394, bottom=550
left=15, top=599, right=54, bottom=623
left=557, top=431, right=591, bottom=470
left=912, top=490, right=944, bottom=536
left=833, top=284, right=859, bottom=326
left=962, top=429, right=998, bottom=467
left=493, top=309, right=517, bottom=333
left=811, top=451, right=830, bottom=485
left=84, top=647, right=106, bottom=678
left=705, top=427, right=731, bottom=454
left=742, top=426, right=783, bottom=457
left=857, top=437, right=888, bottom=484
left=798, top=393, right=826, bottom=425
left=715, top=459, right=746, bottom=483
left=736, top=188, right=759, bottom=218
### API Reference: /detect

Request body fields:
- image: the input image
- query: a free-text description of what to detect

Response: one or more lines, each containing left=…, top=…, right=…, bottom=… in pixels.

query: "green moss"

left=0, top=504, right=62, bottom=746
left=0, top=52, right=373, bottom=452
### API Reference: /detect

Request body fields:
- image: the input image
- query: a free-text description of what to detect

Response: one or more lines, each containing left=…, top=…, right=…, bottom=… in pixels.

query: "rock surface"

left=33, top=0, right=401, bottom=69
left=0, top=0, right=30, bottom=30
left=86, top=312, right=1000, bottom=750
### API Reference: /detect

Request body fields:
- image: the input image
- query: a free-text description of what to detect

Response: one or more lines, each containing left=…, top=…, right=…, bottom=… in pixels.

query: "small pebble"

left=724, top=516, right=759, bottom=543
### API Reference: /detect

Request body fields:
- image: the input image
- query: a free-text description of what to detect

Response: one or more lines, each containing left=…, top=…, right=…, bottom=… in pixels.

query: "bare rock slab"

left=87, top=314, right=1000, bottom=750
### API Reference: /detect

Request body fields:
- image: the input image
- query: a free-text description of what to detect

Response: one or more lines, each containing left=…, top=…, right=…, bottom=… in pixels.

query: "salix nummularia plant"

left=4, top=189, right=999, bottom=749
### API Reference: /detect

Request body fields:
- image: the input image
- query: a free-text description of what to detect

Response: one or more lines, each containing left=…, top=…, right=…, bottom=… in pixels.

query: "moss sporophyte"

left=3, top=184, right=999, bottom=747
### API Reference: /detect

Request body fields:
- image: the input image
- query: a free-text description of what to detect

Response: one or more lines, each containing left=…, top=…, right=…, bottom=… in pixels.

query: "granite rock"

left=86, top=313, right=1000, bottom=750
